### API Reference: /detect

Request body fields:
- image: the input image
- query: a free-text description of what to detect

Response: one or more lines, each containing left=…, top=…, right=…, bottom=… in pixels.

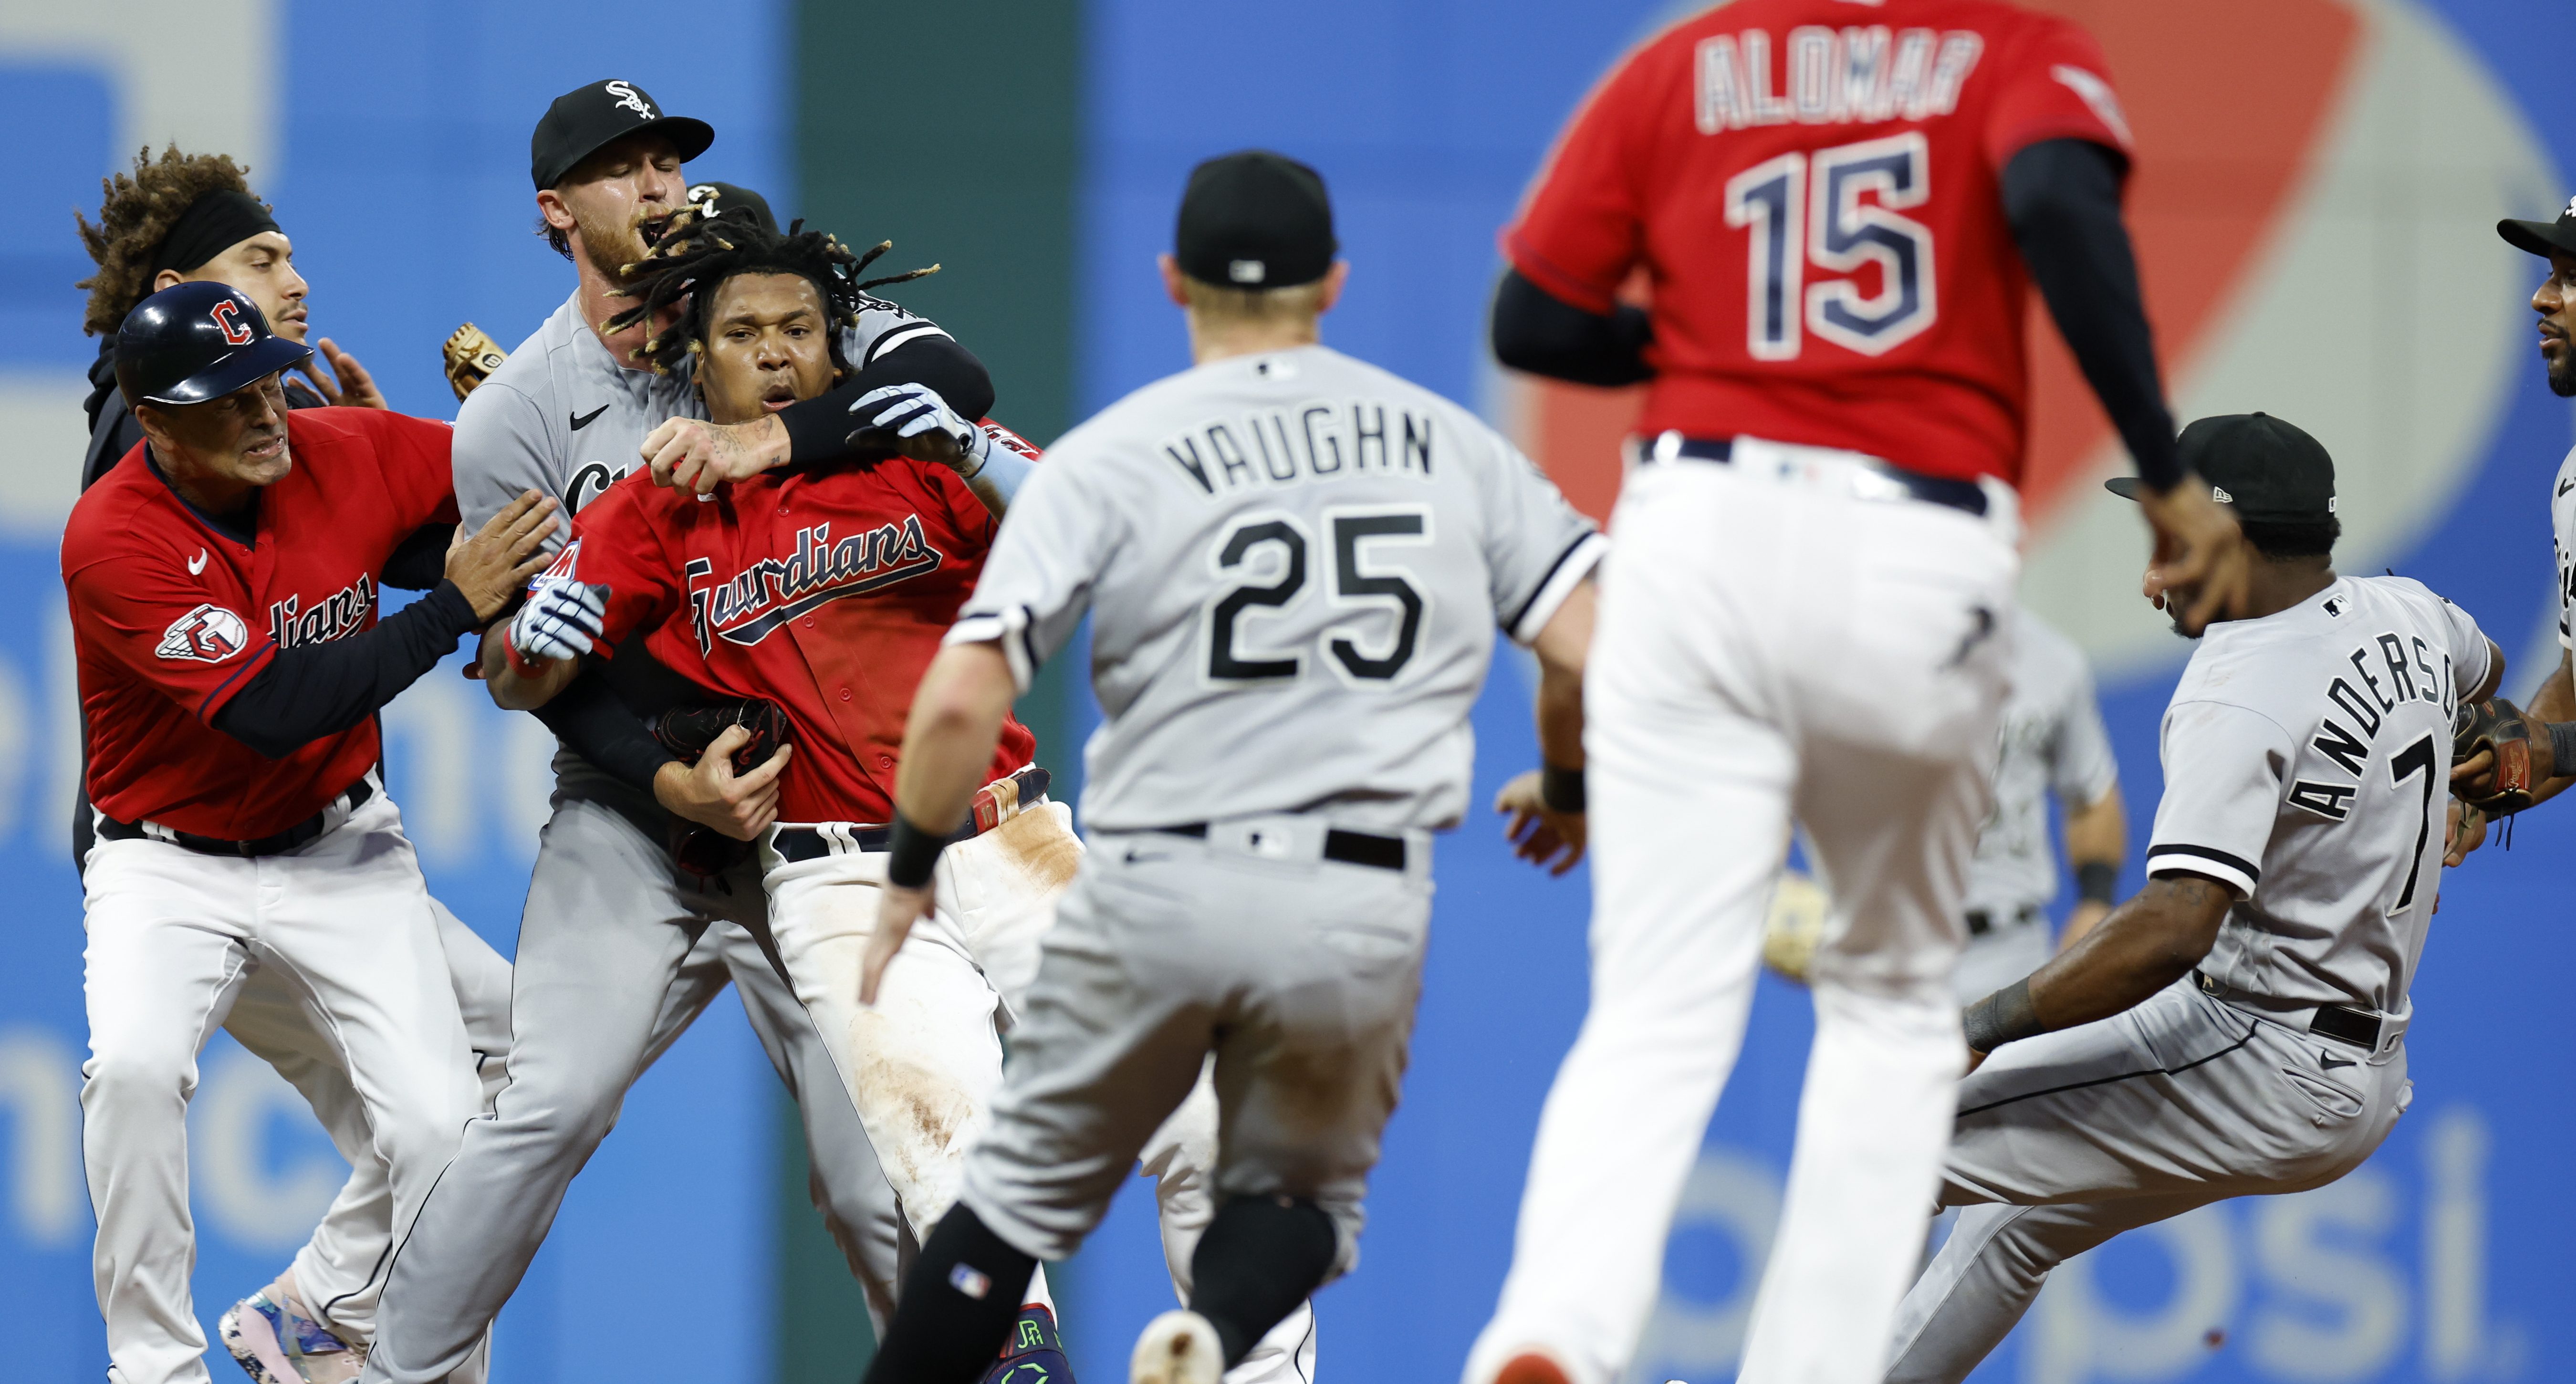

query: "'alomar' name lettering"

left=1163, top=400, right=1435, bottom=497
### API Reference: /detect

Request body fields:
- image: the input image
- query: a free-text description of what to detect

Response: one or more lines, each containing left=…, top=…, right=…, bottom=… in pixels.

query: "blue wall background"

left=3, top=2, right=2571, bottom=1383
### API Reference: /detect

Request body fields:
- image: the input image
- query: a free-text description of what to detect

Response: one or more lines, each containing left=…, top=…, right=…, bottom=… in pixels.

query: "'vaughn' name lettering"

left=1164, top=400, right=1436, bottom=497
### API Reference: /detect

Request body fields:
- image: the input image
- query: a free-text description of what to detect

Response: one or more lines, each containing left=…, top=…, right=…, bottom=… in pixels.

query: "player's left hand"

left=641, top=415, right=790, bottom=494
left=1494, top=769, right=1586, bottom=875
left=2443, top=797, right=2487, bottom=867
left=861, top=881, right=937, bottom=1006
left=295, top=337, right=387, bottom=409
left=845, top=383, right=989, bottom=476
left=2136, top=481, right=2252, bottom=636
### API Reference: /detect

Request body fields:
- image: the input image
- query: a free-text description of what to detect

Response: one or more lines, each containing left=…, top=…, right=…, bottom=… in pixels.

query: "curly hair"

left=603, top=209, right=937, bottom=376
left=75, top=145, right=266, bottom=336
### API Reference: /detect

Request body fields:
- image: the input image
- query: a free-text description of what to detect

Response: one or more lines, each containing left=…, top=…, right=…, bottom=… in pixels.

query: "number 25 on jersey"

left=1726, top=131, right=1937, bottom=359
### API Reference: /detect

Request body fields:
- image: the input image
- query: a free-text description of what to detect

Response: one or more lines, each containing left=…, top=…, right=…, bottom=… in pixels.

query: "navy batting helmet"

left=115, top=281, right=313, bottom=410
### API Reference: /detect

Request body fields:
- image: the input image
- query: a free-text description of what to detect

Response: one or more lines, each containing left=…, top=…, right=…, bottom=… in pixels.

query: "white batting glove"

left=510, top=576, right=608, bottom=664
left=851, top=382, right=994, bottom=477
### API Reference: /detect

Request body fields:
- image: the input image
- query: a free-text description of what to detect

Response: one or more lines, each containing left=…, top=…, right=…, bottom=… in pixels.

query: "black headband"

left=150, top=190, right=282, bottom=276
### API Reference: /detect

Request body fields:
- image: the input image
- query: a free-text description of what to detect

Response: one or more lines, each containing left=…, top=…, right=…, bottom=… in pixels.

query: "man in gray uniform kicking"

left=850, top=149, right=1605, bottom=1384
left=362, top=81, right=995, bottom=1384
left=1883, top=414, right=2500, bottom=1383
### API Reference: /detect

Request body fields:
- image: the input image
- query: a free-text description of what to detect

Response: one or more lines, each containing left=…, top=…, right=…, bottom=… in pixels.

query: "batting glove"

left=850, top=382, right=993, bottom=478
left=510, top=576, right=608, bottom=666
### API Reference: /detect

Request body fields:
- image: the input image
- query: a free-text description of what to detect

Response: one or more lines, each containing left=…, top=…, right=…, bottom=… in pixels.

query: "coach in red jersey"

left=1471, top=8, right=2251, bottom=1384
left=63, top=281, right=553, bottom=1384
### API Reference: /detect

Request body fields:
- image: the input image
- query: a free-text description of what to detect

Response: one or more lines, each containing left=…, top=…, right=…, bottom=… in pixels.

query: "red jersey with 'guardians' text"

left=1505, top=0, right=2134, bottom=484
left=65, top=407, right=460, bottom=837
left=556, top=427, right=1040, bottom=825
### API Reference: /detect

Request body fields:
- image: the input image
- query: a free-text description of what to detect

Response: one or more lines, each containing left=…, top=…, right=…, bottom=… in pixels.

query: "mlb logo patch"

left=156, top=604, right=249, bottom=663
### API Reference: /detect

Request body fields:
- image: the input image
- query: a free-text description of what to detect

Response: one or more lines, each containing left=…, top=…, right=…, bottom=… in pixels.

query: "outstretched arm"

left=1965, top=872, right=2232, bottom=1064
left=1496, top=578, right=1595, bottom=875
left=864, top=640, right=1018, bottom=1003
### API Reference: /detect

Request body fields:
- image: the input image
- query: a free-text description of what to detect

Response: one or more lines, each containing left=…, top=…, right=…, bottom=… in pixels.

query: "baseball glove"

left=443, top=323, right=509, bottom=403
left=2452, top=697, right=2535, bottom=814
left=1760, top=869, right=1831, bottom=986
left=655, top=699, right=794, bottom=879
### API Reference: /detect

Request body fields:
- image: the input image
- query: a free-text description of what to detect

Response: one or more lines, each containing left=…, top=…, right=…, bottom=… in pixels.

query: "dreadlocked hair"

left=75, top=145, right=266, bottom=336
left=602, top=209, right=939, bottom=377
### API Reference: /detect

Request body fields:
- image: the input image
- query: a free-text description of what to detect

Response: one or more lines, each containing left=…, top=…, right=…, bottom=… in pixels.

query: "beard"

left=2552, top=349, right=2576, bottom=398
left=572, top=200, right=657, bottom=284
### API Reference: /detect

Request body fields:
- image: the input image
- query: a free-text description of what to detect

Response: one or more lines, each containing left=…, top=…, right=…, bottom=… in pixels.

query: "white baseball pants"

left=1471, top=441, right=2020, bottom=1384
left=769, top=801, right=1318, bottom=1384
left=82, top=790, right=479, bottom=1384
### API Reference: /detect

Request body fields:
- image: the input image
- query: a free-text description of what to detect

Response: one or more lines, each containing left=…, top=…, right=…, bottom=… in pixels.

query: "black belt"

left=771, top=767, right=1052, bottom=864
left=1964, top=905, right=2041, bottom=937
left=2196, top=970, right=2382, bottom=1050
left=1154, top=822, right=1409, bottom=872
left=98, top=778, right=375, bottom=858
left=1648, top=434, right=1990, bottom=517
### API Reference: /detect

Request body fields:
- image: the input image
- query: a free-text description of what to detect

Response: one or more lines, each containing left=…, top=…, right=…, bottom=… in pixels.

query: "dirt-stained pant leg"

left=959, top=820, right=1431, bottom=1286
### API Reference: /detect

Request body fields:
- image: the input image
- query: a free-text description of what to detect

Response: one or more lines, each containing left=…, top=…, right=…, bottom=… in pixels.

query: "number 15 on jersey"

left=1726, top=131, right=1938, bottom=360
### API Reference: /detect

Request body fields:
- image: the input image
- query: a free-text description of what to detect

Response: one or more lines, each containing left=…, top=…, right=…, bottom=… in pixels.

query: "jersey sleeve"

left=946, top=456, right=1120, bottom=696
left=554, top=480, right=683, bottom=654
left=352, top=409, right=464, bottom=529
left=67, top=550, right=277, bottom=725
left=2434, top=593, right=2493, bottom=699
left=1983, top=16, right=2136, bottom=169
left=2143, top=699, right=2293, bottom=897
left=2050, top=660, right=2120, bottom=807
left=1500, top=42, right=1666, bottom=314
left=842, top=294, right=954, bottom=371
left=452, top=379, right=563, bottom=547
left=1479, top=432, right=1606, bottom=645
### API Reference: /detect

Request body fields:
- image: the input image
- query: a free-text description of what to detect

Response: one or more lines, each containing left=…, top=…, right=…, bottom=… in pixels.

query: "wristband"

left=2075, top=862, right=2117, bottom=906
left=2550, top=720, right=2576, bottom=783
left=885, top=811, right=947, bottom=890
left=1540, top=764, right=1586, bottom=814
left=1961, top=978, right=2043, bottom=1055
left=503, top=627, right=549, bottom=680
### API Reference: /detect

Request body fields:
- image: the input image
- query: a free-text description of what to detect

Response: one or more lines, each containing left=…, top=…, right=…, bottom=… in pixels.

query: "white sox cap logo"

left=156, top=604, right=249, bottom=663
left=605, top=80, right=655, bottom=118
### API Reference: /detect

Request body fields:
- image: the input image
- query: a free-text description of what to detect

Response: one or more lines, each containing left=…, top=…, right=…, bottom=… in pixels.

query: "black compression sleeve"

left=2003, top=138, right=2180, bottom=490
left=779, top=334, right=997, bottom=465
left=380, top=521, right=453, bottom=591
left=1490, top=269, right=1656, bottom=387
left=210, top=583, right=480, bottom=759
left=530, top=666, right=677, bottom=795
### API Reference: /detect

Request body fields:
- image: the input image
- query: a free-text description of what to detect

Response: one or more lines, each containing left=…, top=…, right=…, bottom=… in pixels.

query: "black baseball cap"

left=116, top=281, right=312, bottom=408
left=531, top=79, right=713, bottom=190
left=2105, top=412, right=2337, bottom=523
left=2499, top=196, right=2576, bottom=258
left=1174, top=151, right=1337, bottom=289
left=686, top=181, right=778, bottom=235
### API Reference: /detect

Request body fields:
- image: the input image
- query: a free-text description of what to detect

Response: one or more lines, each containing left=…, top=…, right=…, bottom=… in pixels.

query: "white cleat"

left=1130, top=1309, right=1225, bottom=1384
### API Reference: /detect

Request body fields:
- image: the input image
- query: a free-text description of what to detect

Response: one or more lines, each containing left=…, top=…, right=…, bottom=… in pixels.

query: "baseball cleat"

left=1130, top=1309, right=1223, bottom=1384
left=218, top=1290, right=365, bottom=1384
left=981, top=1304, right=1075, bottom=1384
left=1493, top=1350, right=1573, bottom=1384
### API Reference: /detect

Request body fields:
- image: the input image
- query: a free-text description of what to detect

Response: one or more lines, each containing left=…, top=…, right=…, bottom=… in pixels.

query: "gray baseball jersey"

left=947, top=343, right=1604, bottom=835
left=452, top=287, right=948, bottom=538
left=1964, top=606, right=2118, bottom=916
left=2145, top=574, right=2490, bottom=1018
left=2552, top=443, right=2575, bottom=652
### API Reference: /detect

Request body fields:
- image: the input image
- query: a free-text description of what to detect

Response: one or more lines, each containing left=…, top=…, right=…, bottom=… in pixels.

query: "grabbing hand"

left=641, top=415, right=790, bottom=495
left=845, top=383, right=988, bottom=475
left=445, top=491, right=559, bottom=622
left=509, top=575, right=607, bottom=663
left=2443, top=797, right=2487, bottom=867
left=295, top=338, right=388, bottom=409
left=654, top=723, right=792, bottom=841
left=861, top=881, right=936, bottom=1006
left=1494, top=769, right=1586, bottom=875
left=2135, top=482, right=2251, bottom=636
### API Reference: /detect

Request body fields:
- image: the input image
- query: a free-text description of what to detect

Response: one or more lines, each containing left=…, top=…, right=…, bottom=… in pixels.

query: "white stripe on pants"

left=1470, top=445, right=2019, bottom=1384
left=82, top=792, right=477, bottom=1384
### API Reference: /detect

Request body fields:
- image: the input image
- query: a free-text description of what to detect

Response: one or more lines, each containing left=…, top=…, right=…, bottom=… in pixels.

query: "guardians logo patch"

left=684, top=517, right=943, bottom=651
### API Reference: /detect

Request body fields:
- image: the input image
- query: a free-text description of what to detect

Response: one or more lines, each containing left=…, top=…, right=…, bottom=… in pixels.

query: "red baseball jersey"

left=557, top=434, right=1040, bottom=826
left=1505, top=0, right=2134, bottom=485
left=65, top=408, right=461, bottom=838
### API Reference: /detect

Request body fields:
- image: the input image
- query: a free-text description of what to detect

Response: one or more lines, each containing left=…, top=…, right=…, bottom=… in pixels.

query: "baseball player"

left=2441, top=200, right=2576, bottom=833
left=65, top=281, right=556, bottom=1384
left=1469, top=6, right=2257, bottom=1382
left=357, top=84, right=955, bottom=1384
left=844, top=149, right=1600, bottom=1384
left=1884, top=413, right=2497, bottom=1381
left=72, top=151, right=514, bottom=1384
